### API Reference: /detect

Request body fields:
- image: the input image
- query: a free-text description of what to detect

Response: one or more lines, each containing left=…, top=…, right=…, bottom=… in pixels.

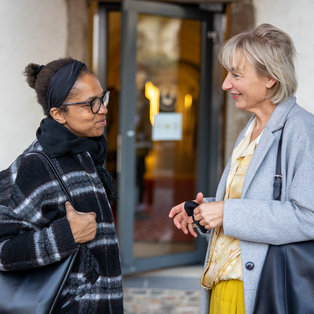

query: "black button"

left=245, top=261, right=255, bottom=271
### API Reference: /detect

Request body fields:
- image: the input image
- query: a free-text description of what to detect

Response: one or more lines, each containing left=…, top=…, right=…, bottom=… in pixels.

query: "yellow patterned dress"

left=201, top=119, right=261, bottom=314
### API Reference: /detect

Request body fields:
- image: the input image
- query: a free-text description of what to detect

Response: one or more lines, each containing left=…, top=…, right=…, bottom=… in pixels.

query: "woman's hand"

left=65, top=202, right=97, bottom=243
left=193, top=201, right=224, bottom=230
left=168, top=192, right=204, bottom=237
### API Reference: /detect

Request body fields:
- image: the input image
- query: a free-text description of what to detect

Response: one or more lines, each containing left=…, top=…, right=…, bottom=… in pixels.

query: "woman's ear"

left=49, top=108, right=67, bottom=124
left=266, top=77, right=277, bottom=89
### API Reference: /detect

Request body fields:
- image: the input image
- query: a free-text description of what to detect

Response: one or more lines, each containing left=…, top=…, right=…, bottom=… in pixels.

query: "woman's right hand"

left=65, top=202, right=97, bottom=243
left=168, top=192, right=204, bottom=237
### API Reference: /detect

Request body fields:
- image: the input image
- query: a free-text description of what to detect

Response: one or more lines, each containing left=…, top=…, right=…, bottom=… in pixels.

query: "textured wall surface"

left=0, top=0, right=67, bottom=169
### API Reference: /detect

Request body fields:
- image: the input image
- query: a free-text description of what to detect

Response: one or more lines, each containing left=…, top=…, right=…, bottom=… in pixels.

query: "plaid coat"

left=0, top=140, right=123, bottom=313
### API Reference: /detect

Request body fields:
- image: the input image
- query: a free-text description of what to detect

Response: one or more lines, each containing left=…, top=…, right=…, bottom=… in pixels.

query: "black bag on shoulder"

left=0, top=152, right=79, bottom=314
left=254, top=129, right=314, bottom=314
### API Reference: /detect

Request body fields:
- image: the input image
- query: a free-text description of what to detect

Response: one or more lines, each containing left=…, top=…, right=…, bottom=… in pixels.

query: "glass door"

left=133, top=14, right=202, bottom=259
left=101, top=0, right=220, bottom=274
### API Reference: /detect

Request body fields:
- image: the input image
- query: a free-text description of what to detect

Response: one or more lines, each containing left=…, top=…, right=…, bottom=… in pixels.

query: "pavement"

left=123, top=265, right=203, bottom=314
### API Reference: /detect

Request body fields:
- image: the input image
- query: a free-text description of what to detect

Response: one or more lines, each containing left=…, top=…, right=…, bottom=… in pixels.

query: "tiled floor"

left=123, top=265, right=203, bottom=314
left=134, top=177, right=196, bottom=243
left=124, top=288, right=202, bottom=314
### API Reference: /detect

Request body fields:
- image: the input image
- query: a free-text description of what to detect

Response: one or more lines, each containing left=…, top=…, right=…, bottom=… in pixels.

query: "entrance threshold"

left=123, top=265, right=203, bottom=290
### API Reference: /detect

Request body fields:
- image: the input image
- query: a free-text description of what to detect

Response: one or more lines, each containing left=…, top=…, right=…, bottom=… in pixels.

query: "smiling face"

left=222, top=55, right=276, bottom=114
left=50, top=73, right=108, bottom=138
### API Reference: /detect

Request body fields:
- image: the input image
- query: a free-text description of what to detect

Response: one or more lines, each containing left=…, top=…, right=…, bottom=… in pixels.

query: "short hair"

left=24, top=57, right=91, bottom=116
left=219, top=23, right=297, bottom=104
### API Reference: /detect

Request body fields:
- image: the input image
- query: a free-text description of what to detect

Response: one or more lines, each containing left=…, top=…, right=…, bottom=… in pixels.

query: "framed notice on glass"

left=152, top=113, right=182, bottom=141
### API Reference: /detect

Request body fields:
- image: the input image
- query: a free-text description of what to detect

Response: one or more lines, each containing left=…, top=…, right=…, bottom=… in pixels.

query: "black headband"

left=37, top=65, right=45, bottom=75
left=46, top=60, right=84, bottom=110
left=34, top=65, right=45, bottom=84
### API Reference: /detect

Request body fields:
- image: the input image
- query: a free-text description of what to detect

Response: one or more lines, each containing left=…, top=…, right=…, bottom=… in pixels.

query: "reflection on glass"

left=145, top=81, right=160, bottom=125
left=133, top=15, right=201, bottom=258
left=106, top=12, right=121, bottom=221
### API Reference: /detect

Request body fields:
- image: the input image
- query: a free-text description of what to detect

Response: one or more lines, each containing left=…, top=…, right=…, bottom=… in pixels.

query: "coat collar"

left=234, top=95, right=296, bottom=141
left=263, top=95, right=296, bottom=133
left=239, top=96, right=296, bottom=197
left=215, top=96, right=297, bottom=201
left=216, top=96, right=297, bottom=200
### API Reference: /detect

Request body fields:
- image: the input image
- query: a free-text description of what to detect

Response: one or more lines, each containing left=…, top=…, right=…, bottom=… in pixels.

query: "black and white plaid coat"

left=0, top=141, right=123, bottom=313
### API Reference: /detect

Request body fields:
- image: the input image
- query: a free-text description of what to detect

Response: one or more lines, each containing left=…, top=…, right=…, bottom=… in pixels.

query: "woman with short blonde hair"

left=219, top=23, right=297, bottom=104
left=169, top=23, right=314, bottom=314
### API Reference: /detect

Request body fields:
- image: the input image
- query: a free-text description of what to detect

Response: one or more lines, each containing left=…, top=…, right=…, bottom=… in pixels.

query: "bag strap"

left=273, top=127, right=284, bottom=200
left=30, top=151, right=79, bottom=313
left=31, top=151, right=74, bottom=205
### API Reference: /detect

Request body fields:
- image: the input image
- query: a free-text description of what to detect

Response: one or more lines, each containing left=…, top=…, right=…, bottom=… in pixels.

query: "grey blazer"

left=201, top=96, right=314, bottom=314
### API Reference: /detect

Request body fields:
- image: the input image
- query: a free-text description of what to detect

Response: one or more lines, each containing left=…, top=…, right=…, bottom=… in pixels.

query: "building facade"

left=1, top=0, right=313, bottom=273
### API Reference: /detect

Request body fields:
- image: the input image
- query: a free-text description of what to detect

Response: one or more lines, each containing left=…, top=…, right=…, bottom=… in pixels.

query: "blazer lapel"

left=240, top=96, right=297, bottom=198
left=214, top=96, right=296, bottom=201
left=241, top=129, right=275, bottom=197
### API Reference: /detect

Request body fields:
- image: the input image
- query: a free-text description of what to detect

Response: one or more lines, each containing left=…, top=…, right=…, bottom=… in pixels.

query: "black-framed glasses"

left=62, top=91, right=110, bottom=114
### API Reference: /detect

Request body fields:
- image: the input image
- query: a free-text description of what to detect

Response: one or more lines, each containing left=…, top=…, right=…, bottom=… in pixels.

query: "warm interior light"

left=145, top=81, right=160, bottom=125
left=184, top=94, right=192, bottom=109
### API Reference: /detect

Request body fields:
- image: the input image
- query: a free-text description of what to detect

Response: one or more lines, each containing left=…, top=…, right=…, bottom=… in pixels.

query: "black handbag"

left=0, top=151, right=79, bottom=314
left=254, top=129, right=314, bottom=314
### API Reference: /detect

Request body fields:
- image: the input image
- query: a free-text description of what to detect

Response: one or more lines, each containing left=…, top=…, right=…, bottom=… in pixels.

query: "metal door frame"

left=98, top=0, right=223, bottom=274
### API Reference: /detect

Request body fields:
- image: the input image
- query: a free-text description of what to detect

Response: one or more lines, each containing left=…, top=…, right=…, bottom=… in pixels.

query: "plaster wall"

left=0, top=0, right=67, bottom=169
left=253, top=0, right=314, bottom=113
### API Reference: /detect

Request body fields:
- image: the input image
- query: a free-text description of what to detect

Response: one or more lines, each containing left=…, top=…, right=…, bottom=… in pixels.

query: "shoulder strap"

left=28, top=152, right=79, bottom=313
left=30, top=151, right=74, bottom=205
left=273, top=127, right=284, bottom=200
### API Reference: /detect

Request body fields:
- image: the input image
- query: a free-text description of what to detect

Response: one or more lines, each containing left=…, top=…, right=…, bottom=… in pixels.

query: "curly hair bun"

left=24, top=63, right=42, bottom=89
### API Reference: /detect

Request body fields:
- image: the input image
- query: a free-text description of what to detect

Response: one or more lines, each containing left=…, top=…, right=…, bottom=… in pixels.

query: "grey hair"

left=219, top=23, right=297, bottom=104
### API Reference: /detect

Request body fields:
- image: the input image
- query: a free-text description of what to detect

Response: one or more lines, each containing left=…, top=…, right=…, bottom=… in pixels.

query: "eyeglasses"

left=62, top=91, right=110, bottom=114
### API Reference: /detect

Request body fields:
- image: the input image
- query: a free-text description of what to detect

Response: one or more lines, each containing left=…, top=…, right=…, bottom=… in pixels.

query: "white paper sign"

left=152, top=113, right=182, bottom=141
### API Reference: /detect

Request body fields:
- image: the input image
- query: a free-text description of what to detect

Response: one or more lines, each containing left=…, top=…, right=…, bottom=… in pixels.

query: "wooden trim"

left=88, top=1, right=99, bottom=69
left=66, top=0, right=89, bottom=64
